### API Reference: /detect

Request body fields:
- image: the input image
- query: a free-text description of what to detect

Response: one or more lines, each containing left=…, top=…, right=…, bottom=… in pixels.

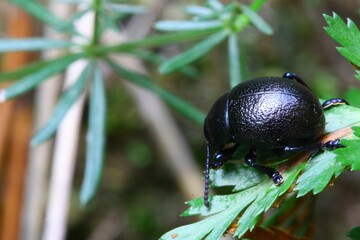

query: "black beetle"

left=203, top=72, right=348, bottom=207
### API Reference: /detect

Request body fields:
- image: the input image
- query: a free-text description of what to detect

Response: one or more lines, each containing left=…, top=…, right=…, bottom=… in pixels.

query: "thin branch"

left=41, top=8, right=93, bottom=240
left=21, top=2, right=74, bottom=240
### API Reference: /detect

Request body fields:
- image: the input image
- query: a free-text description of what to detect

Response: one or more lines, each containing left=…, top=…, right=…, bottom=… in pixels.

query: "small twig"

left=21, top=2, right=74, bottom=240
left=41, top=8, right=93, bottom=240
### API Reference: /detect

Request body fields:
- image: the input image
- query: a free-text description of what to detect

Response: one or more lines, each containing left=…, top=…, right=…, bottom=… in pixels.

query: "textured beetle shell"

left=205, top=77, right=325, bottom=150
left=204, top=93, right=230, bottom=149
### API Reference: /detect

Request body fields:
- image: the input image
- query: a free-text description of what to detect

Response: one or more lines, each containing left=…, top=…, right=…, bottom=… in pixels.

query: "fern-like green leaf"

left=295, top=151, right=344, bottom=197
left=296, top=106, right=360, bottom=196
left=161, top=165, right=304, bottom=240
left=335, top=126, right=360, bottom=171
left=324, top=13, right=360, bottom=79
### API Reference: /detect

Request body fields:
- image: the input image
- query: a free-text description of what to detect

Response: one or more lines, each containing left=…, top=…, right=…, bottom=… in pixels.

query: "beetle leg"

left=282, top=72, right=311, bottom=90
left=283, top=143, right=321, bottom=152
left=210, top=143, right=240, bottom=169
left=245, top=149, right=284, bottom=185
left=322, top=98, right=349, bottom=109
left=321, top=139, right=343, bottom=150
left=283, top=139, right=343, bottom=153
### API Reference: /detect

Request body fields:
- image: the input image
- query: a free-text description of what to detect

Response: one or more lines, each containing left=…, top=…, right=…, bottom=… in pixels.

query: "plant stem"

left=91, top=0, right=102, bottom=48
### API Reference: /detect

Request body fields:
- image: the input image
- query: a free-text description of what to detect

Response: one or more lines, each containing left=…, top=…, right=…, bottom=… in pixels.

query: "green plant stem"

left=91, top=0, right=102, bottom=50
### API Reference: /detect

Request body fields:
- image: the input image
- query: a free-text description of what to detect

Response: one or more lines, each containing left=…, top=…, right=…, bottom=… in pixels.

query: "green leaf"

left=324, top=13, right=360, bottom=69
left=234, top=164, right=304, bottom=237
left=80, top=66, right=106, bottom=205
left=347, top=226, right=360, bottom=239
left=161, top=164, right=304, bottom=240
left=295, top=151, right=345, bottom=197
left=335, top=126, right=360, bottom=171
left=0, top=55, right=78, bottom=82
left=159, top=30, right=228, bottom=74
left=163, top=181, right=264, bottom=240
left=155, top=20, right=222, bottom=32
left=12, top=0, right=76, bottom=33
left=0, top=38, right=75, bottom=52
left=100, top=11, right=123, bottom=33
left=210, top=163, right=264, bottom=191
left=228, top=33, right=241, bottom=88
left=105, top=58, right=205, bottom=125
left=344, top=88, right=360, bottom=108
left=161, top=203, right=243, bottom=240
left=182, top=194, right=242, bottom=218
left=207, top=0, right=223, bottom=10
left=31, top=61, right=92, bottom=145
left=240, top=4, right=273, bottom=35
left=100, top=28, right=218, bottom=54
left=128, top=50, right=199, bottom=79
left=105, top=3, right=146, bottom=14
left=233, top=0, right=266, bottom=32
left=1, top=53, right=84, bottom=101
left=323, top=104, right=360, bottom=133
left=182, top=171, right=264, bottom=218
left=192, top=3, right=237, bottom=21
left=296, top=109, right=360, bottom=197
left=184, top=5, right=213, bottom=17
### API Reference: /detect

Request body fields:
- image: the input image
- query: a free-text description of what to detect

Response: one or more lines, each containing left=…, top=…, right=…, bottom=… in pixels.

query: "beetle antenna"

left=204, top=142, right=211, bottom=208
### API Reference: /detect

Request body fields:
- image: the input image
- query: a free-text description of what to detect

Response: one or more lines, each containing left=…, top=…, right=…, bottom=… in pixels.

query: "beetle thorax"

left=204, top=92, right=232, bottom=149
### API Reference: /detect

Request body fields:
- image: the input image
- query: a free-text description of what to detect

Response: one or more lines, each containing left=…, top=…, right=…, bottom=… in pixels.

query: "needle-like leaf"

left=12, top=0, right=76, bottom=33
left=0, top=38, right=75, bottom=52
left=241, top=4, right=273, bottom=35
left=159, top=30, right=227, bottom=74
left=31, top=61, right=92, bottom=145
left=0, top=53, right=83, bottom=101
left=106, top=58, right=205, bottom=125
left=155, top=20, right=222, bottom=32
left=80, top=66, right=106, bottom=205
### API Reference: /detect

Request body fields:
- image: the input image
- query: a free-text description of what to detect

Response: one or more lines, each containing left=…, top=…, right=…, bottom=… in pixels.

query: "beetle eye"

left=215, top=153, right=222, bottom=161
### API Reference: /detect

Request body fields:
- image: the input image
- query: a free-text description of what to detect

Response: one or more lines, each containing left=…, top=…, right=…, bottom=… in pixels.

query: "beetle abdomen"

left=228, top=77, right=324, bottom=148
